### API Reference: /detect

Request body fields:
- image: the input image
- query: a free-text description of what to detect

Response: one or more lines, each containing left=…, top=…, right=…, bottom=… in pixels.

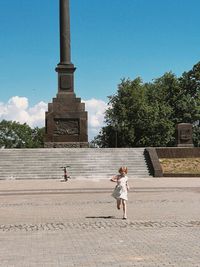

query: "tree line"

left=92, top=61, right=200, bottom=147
left=0, top=120, right=44, bottom=148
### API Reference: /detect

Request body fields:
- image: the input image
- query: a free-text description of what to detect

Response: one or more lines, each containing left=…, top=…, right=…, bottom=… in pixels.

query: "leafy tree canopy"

left=93, top=61, right=200, bottom=147
left=0, top=120, right=44, bottom=148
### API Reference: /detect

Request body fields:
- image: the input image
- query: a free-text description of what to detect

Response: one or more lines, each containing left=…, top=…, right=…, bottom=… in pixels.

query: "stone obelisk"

left=44, top=0, right=88, bottom=148
left=56, top=0, right=75, bottom=93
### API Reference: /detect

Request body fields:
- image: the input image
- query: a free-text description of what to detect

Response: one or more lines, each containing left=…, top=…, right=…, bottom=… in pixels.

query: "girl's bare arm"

left=110, top=175, right=118, bottom=182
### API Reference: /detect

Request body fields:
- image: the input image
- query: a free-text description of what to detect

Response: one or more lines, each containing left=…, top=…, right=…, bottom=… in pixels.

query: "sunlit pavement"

left=0, top=178, right=200, bottom=267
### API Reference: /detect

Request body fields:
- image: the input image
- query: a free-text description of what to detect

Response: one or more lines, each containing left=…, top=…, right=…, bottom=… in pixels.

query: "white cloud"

left=8, top=96, right=28, bottom=109
left=0, top=96, right=47, bottom=128
left=0, top=96, right=107, bottom=141
left=84, top=98, right=107, bottom=139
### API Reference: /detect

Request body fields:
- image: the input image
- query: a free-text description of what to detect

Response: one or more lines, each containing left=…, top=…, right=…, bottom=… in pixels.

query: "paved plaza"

left=0, top=178, right=200, bottom=267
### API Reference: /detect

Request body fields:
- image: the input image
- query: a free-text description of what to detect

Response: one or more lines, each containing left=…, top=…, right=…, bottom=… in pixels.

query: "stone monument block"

left=44, top=93, right=88, bottom=148
left=176, top=123, right=194, bottom=147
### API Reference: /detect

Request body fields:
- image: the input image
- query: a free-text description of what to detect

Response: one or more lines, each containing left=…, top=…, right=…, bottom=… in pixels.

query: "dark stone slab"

left=176, top=123, right=194, bottom=147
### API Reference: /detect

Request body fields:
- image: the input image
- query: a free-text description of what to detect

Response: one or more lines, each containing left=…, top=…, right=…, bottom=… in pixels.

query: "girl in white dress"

left=110, top=166, right=129, bottom=219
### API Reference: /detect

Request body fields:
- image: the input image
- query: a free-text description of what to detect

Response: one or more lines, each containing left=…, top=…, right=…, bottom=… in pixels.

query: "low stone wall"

left=145, top=147, right=200, bottom=177
left=156, top=147, right=200, bottom=158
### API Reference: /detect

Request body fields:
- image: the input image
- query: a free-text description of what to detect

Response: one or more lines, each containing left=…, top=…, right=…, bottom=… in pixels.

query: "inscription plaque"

left=60, top=75, right=71, bottom=90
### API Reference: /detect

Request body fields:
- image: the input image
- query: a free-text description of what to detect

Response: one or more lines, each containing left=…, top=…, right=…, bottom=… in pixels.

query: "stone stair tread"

left=0, top=148, right=151, bottom=180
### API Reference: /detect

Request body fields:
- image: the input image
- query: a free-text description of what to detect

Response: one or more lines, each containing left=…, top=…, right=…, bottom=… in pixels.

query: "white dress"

left=112, top=175, right=128, bottom=201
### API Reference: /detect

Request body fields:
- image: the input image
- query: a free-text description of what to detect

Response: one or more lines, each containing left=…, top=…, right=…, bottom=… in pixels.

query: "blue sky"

left=0, top=0, right=200, bottom=139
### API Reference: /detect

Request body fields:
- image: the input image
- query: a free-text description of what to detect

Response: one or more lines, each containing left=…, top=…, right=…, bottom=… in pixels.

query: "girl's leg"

left=122, top=199, right=127, bottom=219
left=117, top=198, right=122, bottom=210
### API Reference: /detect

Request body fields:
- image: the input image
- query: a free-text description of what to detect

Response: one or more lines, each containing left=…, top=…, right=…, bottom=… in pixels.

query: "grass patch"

left=159, top=158, right=200, bottom=174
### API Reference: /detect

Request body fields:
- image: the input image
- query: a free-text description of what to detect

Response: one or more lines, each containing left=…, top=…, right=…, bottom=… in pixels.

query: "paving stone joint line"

left=1, top=220, right=200, bottom=232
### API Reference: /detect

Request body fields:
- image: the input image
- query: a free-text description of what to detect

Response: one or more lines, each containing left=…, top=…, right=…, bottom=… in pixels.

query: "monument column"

left=56, top=0, right=76, bottom=94
left=59, top=0, right=71, bottom=64
left=44, top=0, right=88, bottom=148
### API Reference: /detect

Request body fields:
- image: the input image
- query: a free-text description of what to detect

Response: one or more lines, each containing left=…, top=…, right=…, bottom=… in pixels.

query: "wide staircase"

left=0, top=148, right=151, bottom=180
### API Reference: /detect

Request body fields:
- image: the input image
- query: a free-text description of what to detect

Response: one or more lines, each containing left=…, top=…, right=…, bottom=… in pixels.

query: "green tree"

left=0, top=120, right=44, bottom=148
left=31, top=127, right=45, bottom=148
left=179, top=61, right=200, bottom=124
left=94, top=62, right=200, bottom=147
left=94, top=77, right=175, bottom=147
left=193, top=125, right=200, bottom=147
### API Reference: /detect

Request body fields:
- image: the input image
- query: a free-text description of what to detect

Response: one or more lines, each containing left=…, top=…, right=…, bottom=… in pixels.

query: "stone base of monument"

left=44, top=142, right=89, bottom=148
left=44, top=93, right=88, bottom=148
left=145, top=147, right=200, bottom=177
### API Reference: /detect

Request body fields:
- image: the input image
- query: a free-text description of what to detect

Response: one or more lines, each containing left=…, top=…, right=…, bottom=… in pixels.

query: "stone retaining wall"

left=145, top=147, right=200, bottom=177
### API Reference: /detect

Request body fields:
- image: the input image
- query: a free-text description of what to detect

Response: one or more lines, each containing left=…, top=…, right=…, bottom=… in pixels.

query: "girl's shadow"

left=85, top=216, right=116, bottom=219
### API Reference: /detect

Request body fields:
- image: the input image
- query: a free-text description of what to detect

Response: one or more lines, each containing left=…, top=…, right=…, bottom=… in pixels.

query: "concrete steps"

left=0, top=148, right=151, bottom=180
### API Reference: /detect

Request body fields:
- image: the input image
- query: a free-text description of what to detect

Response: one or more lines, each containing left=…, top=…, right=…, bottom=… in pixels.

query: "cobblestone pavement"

left=0, top=178, right=200, bottom=267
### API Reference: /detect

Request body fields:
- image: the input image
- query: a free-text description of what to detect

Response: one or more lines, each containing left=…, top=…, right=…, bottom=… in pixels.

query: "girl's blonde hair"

left=118, top=166, right=128, bottom=174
